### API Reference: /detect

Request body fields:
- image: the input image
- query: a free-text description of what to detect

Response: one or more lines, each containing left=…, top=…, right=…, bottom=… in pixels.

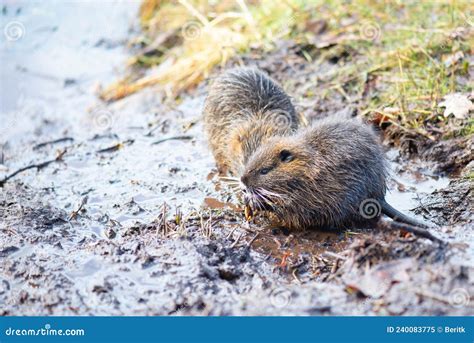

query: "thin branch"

left=383, top=220, right=445, bottom=244
left=151, top=135, right=193, bottom=145
left=0, top=149, right=67, bottom=187
left=97, top=139, right=134, bottom=153
left=33, top=137, right=74, bottom=150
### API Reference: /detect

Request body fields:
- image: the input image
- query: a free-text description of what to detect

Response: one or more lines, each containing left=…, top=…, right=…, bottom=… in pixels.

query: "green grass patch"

left=101, top=0, right=473, bottom=138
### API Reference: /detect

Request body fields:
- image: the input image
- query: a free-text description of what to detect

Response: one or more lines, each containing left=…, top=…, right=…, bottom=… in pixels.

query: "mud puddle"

left=1, top=2, right=472, bottom=316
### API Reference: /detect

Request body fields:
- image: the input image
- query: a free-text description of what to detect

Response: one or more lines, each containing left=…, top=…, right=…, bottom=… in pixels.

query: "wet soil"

left=0, top=2, right=472, bottom=315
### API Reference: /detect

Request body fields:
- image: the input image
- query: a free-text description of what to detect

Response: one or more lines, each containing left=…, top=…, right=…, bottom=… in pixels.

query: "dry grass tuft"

left=100, top=0, right=473, bottom=138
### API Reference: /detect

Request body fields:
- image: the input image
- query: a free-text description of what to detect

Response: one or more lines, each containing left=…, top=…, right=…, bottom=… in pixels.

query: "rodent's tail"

left=381, top=200, right=428, bottom=228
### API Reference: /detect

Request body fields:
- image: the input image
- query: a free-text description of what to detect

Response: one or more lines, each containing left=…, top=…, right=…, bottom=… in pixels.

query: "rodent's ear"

left=279, top=150, right=293, bottom=163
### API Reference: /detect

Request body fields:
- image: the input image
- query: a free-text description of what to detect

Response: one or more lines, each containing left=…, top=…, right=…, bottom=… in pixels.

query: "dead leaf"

left=304, top=19, right=327, bottom=35
left=438, top=93, right=473, bottom=119
left=203, top=197, right=239, bottom=211
left=345, top=259, right=412, bottom=298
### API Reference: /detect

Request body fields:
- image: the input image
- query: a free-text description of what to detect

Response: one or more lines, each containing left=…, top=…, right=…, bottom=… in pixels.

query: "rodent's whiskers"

left=218, top=176, right=243, bottom=193
left=246, top=188, right=262, bottom=210
left=257, top=193, right=273, bottom=209
left=253, top=187, right=275, bottom=210
left=257, top=188, right=283, bottom=208
left=219, top=176, right=240, bottom=182
left=228, top=184, right=243, bottom=194
left=258, top=188, right=282, bottom=200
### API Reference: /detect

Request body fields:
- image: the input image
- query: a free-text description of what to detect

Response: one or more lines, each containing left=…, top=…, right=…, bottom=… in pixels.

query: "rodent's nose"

left=240, top=174, right=249, bottom=186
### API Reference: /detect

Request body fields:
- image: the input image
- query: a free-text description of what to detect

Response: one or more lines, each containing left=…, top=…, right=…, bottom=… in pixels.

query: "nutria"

left=203, top=67, right=300, bottom=176
left=240, top=115, right=428, bottom=230
left=204, top=67, right=429, bottom=234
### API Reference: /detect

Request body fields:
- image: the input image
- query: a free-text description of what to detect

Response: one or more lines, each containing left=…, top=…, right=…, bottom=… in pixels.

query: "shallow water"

left=1, top=1, right=136, bottom=136
left=1, top=1, right=216, bottom=232
left=386, top=156, right=450, bottom=215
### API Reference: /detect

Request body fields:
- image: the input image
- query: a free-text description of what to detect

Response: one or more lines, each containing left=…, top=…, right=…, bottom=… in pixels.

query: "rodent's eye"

left=259, top=167, right=272, bottom=175
left=279, top=150, right=293, bottom=163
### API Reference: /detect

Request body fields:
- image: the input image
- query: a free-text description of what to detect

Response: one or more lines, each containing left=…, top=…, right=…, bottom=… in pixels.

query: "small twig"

left=417, top=289, right=472, bottom=307
left=415, top=290, right=451, bottom=305
left=281, top=234, right=294, bottom=248
left=89, top=133, right=119, bottom=141
left=178, top=0, right=210, bottom=26
left=151, top=135, right=193, bottom=145
left=160, top=203, right=168, bottom=236
left=109, top=218, right=122, bottom=227
left=226, top=226, right=238, bottom=239
left=68, top=196, right=89, bottom=221
left=292, top=268, right=301, bottom=284
left=330, top=259, right=340, bottom=274
left=205, top=212, right=213, bottom=238
left=0, top=149, right=67, bottom=187
left=246, top=232, right=260, bottom=248
left=322, top=251, right=347, bottom=261
left=384, top=220, right=445, bottom=244
left=273, top=237, right=282, bottom=249
left=230, top=233, right=243, bottom=249
left=144, top=120, right=165, bottom=137
left=97, top=139, right=134, bottom=153
left=33, top=137, right=74, bottom=150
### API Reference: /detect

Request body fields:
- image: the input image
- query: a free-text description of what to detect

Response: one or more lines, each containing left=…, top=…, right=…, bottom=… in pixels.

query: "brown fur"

left=241, top=116, right=388, bottom=230
left=203, top=67, right=299, bottom=176
left=205, top=68, right=423, bottom=231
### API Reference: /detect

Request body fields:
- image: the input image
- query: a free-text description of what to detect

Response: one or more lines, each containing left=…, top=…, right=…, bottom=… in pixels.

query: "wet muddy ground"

left=0, top=2, right=472, bottom=315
